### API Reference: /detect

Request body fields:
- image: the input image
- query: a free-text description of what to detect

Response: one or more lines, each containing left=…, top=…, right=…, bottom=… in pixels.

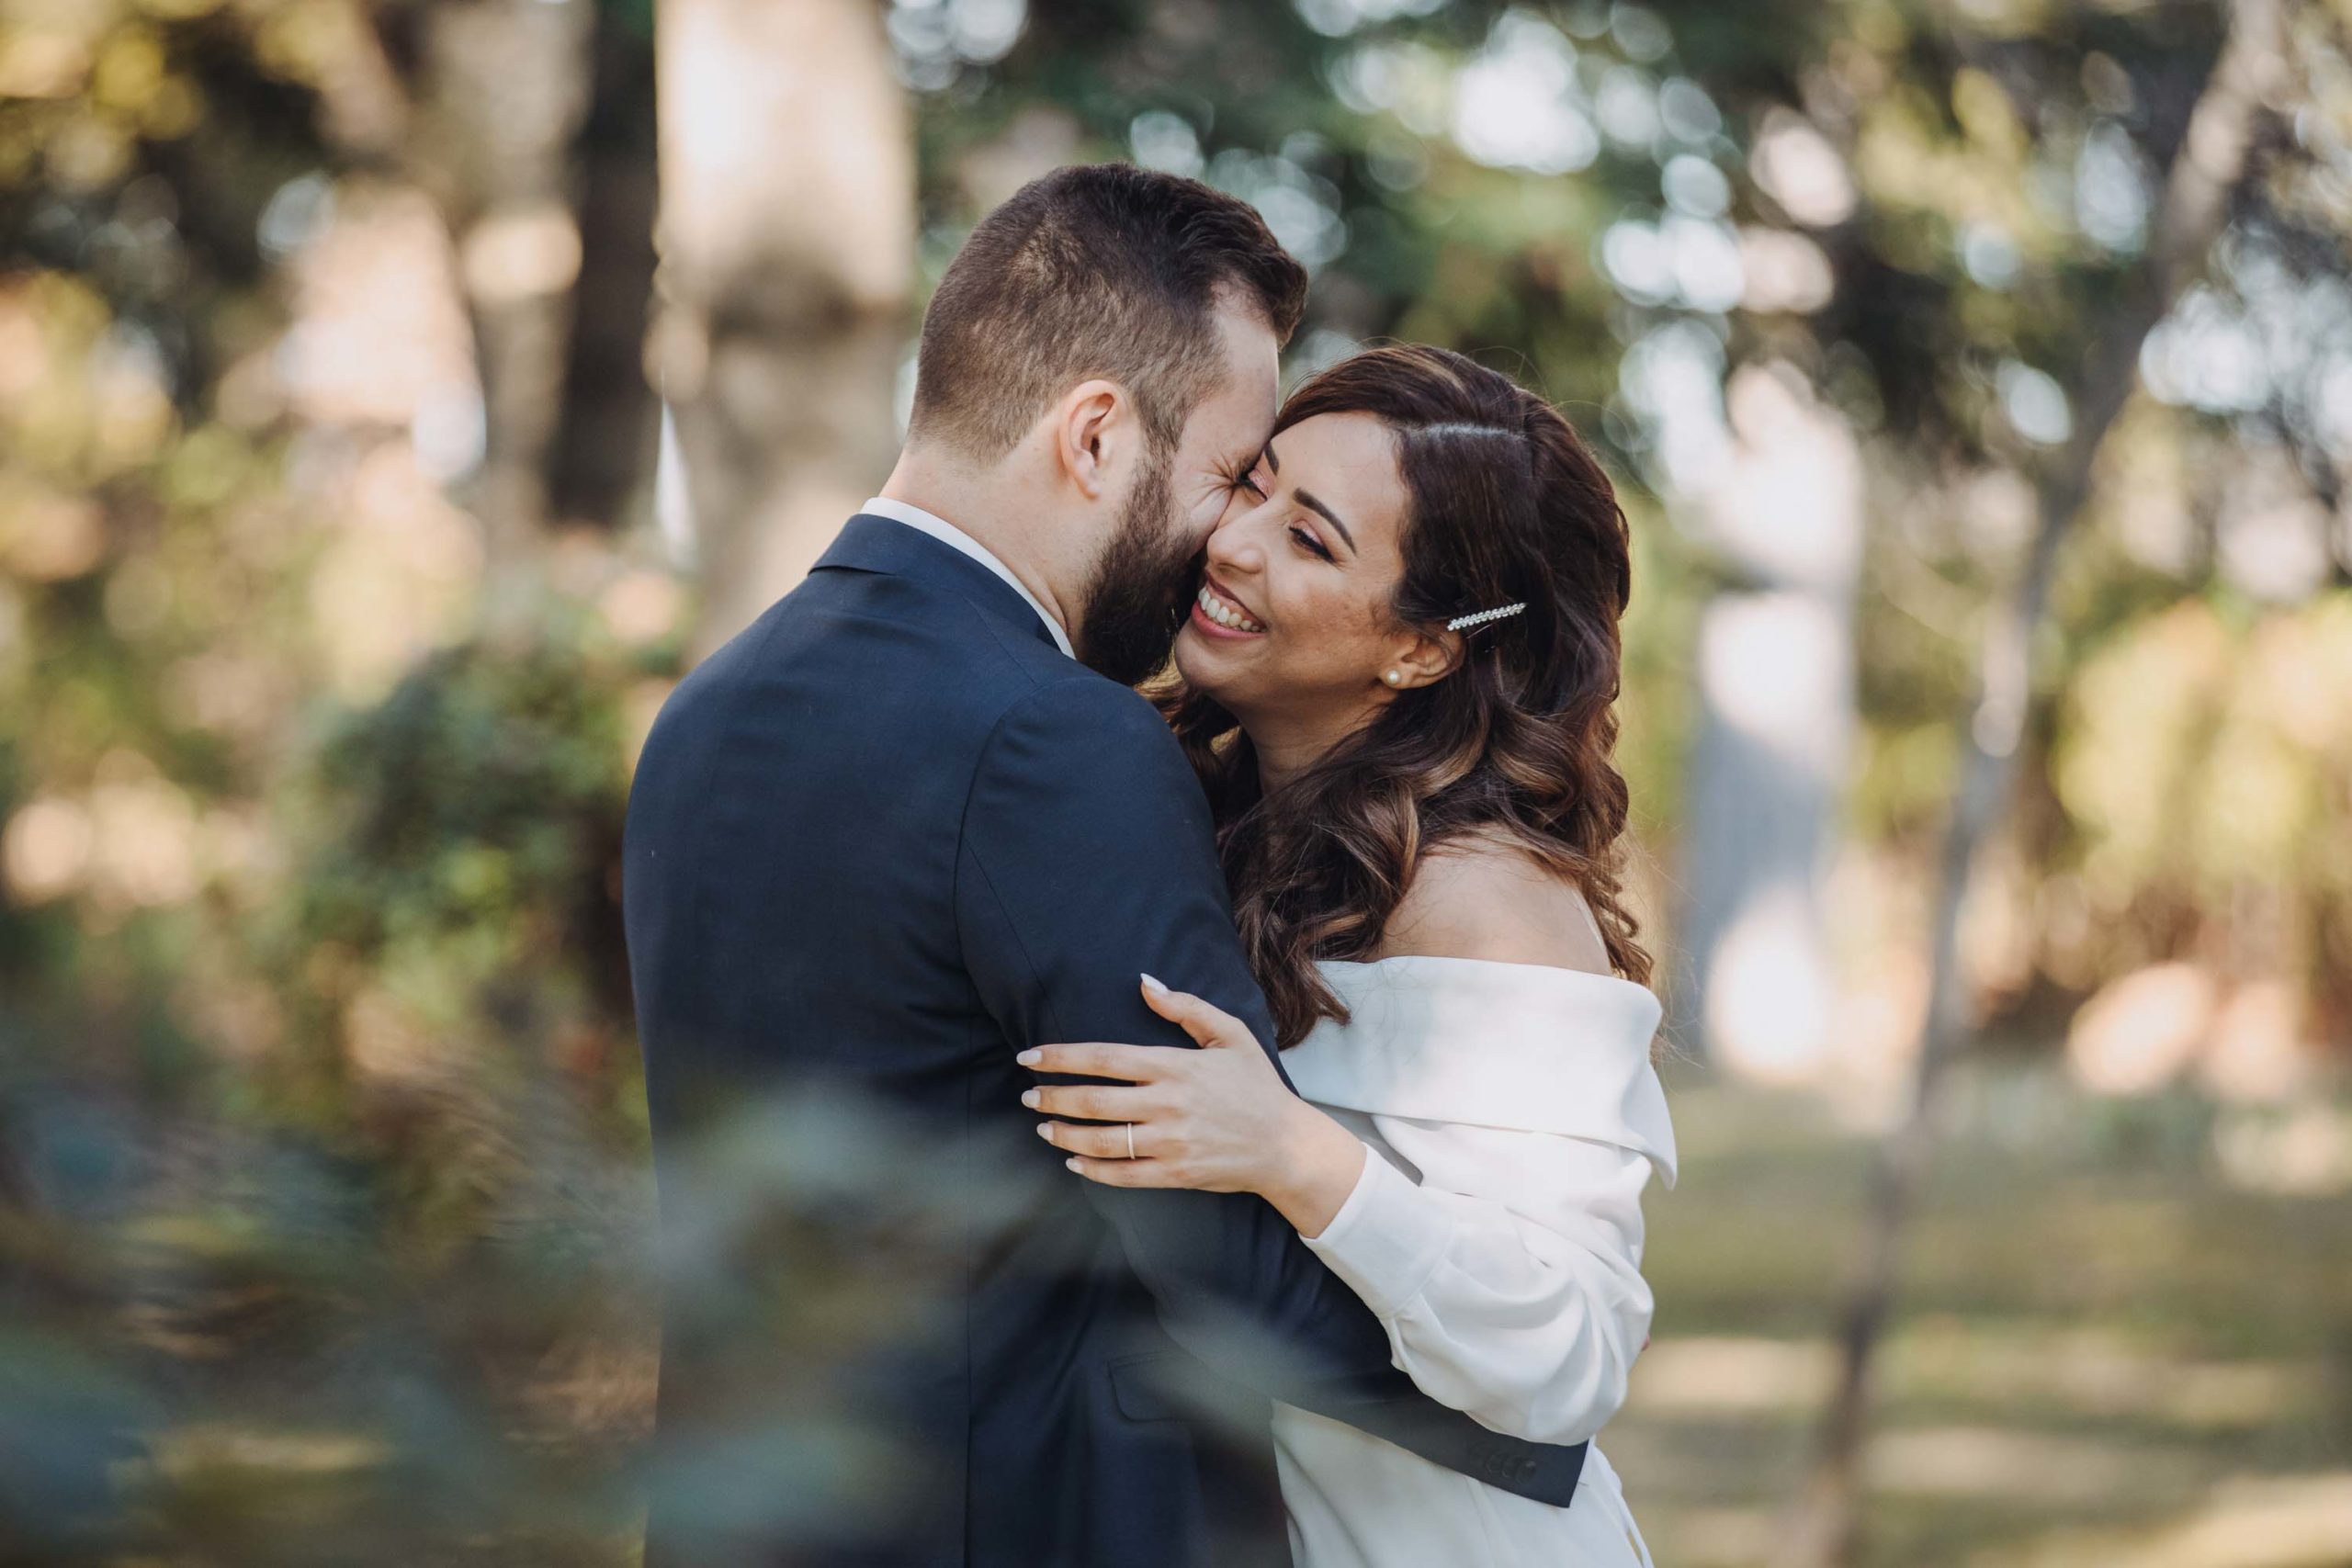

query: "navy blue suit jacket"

left=623, top=514, right=1588, bottom=1566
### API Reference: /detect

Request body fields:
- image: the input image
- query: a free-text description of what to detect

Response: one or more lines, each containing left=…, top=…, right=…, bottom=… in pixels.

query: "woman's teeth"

left=1196, top=584, right=1266, bottom=633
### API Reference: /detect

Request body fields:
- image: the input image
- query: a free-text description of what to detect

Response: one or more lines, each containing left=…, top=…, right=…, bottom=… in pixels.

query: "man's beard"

left=1074, top=449, right=1201, bottom=686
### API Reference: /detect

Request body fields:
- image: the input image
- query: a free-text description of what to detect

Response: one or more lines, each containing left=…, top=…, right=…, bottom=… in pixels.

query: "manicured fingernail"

left=1035, top=1122, right=1053, bottom=1139
left=1139, top=973, right=1168, bottom=994
left=1021, top=1089, right=1039, bottom=1109
left=1017, top=1048, right=1040, bottom=1065
left=1065, top=1157, right=1080, bottom=1170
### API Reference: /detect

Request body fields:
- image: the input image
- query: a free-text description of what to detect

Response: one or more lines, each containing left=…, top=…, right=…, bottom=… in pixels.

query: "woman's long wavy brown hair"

left=1156, top=344, right=1650, bottom=1048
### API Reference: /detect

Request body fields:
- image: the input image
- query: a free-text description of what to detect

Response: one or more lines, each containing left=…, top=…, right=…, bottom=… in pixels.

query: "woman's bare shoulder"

left=1378, top=831, right=1611, bottom=975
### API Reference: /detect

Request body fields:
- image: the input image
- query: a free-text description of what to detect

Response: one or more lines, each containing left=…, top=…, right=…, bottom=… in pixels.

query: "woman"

left=1019, top=344, right=1674, bottom=1566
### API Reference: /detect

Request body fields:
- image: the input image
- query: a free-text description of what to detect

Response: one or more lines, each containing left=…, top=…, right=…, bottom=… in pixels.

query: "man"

left=624, top=164, right=1587, bottom=1567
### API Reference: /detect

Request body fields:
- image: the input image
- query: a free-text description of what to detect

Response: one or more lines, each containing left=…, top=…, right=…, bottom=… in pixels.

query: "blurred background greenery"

left=2, top=0, right=2348, bottom=1563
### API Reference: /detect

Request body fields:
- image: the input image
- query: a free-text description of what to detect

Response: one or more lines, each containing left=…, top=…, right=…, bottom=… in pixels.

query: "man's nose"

left=1206, top=513, right=1265, bottom=572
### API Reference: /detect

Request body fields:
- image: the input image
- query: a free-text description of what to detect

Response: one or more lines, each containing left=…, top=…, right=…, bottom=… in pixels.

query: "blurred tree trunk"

left=651, top=0, right=914, bottom=659
left=548, top=12, right=661, bottom=534
left=1779, top=3, right=2292, bottom=1562
left=300, top=1, right=633, bottom=619
left=413, top=0, right=599, bottom=627
left=1679, top=366, right=1864, bottom=1080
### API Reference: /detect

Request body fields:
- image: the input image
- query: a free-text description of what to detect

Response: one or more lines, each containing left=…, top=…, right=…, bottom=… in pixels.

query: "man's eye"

left=1229, top=469, right=1265, bottom=498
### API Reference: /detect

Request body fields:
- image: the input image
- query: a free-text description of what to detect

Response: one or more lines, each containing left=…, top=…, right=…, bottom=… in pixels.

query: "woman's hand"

left=1019, top=975, right=1367, bottom=1236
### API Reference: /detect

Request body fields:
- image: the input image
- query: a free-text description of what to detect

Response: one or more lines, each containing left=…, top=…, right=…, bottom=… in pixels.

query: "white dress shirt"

left=859, top=496, right=1074, bottom=659
left=1272, top=954, right=1677, bottom=1568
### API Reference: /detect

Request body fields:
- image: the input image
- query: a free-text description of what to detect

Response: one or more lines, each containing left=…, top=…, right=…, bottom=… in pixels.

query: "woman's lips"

left=1193, top=579, right=1266, bottom=635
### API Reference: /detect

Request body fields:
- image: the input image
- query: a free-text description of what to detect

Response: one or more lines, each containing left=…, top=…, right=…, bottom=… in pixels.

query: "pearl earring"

left=1384, top=670, right=1402, bottom=686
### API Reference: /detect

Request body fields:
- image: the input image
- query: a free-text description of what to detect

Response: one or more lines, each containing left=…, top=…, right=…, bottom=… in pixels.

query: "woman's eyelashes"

left=1221, top=462, right=1330, bottom=560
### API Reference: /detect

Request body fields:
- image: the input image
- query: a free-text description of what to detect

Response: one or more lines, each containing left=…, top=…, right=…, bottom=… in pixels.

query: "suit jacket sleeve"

left=951, top=678, right=1591, bottom=1514
left=955, top=676, right=1401, bottom=1390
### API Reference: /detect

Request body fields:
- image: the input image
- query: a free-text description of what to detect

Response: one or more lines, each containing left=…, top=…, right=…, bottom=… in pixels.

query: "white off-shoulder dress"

left=1272, top=955, right=1677, bottom=1568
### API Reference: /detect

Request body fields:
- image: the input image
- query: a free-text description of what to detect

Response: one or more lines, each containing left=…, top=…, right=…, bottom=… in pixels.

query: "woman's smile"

left=1191, top=574, right=1268, bottom=637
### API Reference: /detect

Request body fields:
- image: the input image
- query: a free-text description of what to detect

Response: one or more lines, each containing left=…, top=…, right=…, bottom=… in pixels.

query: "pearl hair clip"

left=1445, top=601, right=1526, bottom=633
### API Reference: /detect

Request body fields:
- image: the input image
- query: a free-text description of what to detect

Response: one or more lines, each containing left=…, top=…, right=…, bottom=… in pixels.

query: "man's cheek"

left=1182, top=487, right=1231, bottom=541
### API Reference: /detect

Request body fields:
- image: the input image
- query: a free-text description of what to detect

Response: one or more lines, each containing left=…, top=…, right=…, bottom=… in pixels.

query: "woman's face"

left=1173, top=411, right=1419, bottom=726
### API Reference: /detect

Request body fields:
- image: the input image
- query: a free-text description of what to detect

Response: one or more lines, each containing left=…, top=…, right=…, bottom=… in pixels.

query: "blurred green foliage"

left=270, top=632, right=642, bottom=1134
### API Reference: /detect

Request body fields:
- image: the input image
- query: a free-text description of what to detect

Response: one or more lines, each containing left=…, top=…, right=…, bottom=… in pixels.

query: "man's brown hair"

left=908, top=164, right=1308, bottom=462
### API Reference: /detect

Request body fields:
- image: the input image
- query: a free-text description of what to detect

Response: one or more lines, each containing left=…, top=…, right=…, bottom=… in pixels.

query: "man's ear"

left=1385, top=626, right=1463, bottom=691
left=1050, top=379, right=1130, bottom=500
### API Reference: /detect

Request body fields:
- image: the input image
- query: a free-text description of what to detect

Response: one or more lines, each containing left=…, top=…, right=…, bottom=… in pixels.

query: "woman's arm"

left=1023, top=979, right=1662, bottom=1445
left=1297, top=1114, right=1657, bottom=1445
left=1310, top=841, right=1658, bottom=1442
left=1023, top=840, right=1667, bottom=1445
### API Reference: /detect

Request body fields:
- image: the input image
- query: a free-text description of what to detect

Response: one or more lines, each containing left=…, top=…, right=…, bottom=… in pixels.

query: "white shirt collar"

left=859, top=496, right=1074, bottom=659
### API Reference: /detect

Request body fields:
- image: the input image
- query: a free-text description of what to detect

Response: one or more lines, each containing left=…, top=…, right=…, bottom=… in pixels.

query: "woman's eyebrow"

left=1293, top=490, right=1357, bottom=555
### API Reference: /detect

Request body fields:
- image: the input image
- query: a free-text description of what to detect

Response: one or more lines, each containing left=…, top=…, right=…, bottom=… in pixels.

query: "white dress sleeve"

left=1283, top=956, right=1677, bottom=1447
left=1301, top=1117, right=1659, bottom=1445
